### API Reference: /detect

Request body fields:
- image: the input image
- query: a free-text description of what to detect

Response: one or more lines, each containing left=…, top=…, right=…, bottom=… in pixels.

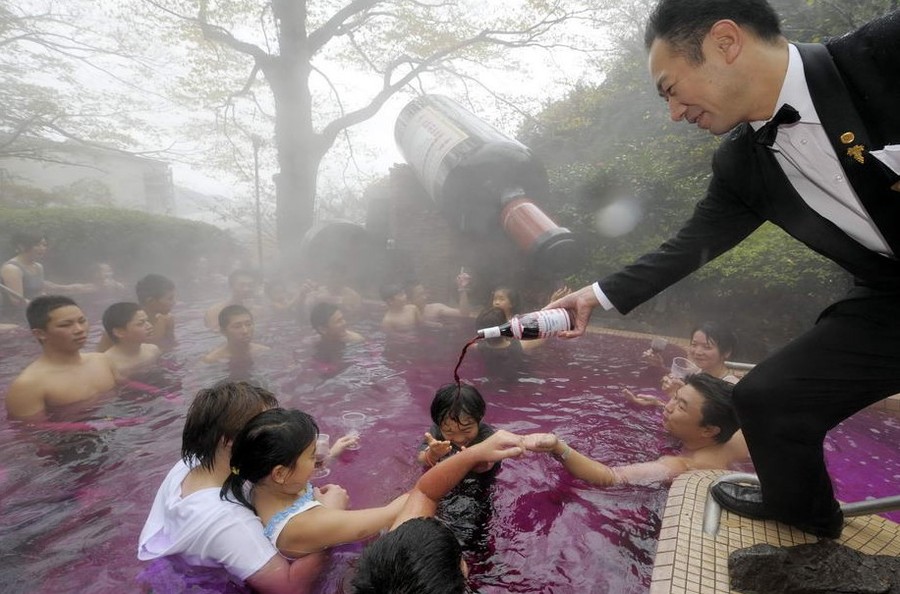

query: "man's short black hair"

left=685, top=373, right=739, bottom=443
left=352, top=517, right=465, bottom=594
left=644, top=0, right=782, bottom=63
left=135, top=274, right=175, bottom=303
left=102, top=302, right=142, bottom=343
left=26, top=295, right=77, bottom=330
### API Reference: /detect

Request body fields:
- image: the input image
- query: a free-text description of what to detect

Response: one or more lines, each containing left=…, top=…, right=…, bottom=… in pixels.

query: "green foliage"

left=519, top=0, right=895, bottom=354
left=0, top=206, right=237, bottom=284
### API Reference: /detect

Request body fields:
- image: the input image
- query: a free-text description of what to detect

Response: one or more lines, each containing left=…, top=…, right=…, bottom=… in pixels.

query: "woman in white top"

left=138, top=381, right=323, bottom=594
left=222, top=408, right=408, bottom=559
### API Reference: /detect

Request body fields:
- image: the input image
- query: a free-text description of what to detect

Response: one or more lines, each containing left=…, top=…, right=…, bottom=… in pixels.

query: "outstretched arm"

left=393, top=429, right=526, bottom=528
left=525, top=433, right=689, bottom=486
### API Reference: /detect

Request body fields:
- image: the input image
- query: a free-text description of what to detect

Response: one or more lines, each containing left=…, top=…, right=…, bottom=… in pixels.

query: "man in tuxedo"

left=547, top=0, right=900, bottom=539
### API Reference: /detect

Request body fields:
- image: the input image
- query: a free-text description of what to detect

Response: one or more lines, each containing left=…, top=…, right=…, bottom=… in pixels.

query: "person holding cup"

left=628, top=321, right=739, bottom=408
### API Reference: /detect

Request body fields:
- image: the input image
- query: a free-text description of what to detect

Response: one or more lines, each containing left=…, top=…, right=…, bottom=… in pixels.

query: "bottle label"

left=513, top=309, right=571, bottom=338
left=481, top=326, right=502, bottom=339
left=397, top=105, right=469, bottom=199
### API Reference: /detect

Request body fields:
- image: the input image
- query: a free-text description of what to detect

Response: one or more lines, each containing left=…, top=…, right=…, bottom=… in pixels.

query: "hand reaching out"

left=423, top=432, right=452, bottom=463
left=623, top=388, right=665, bottom=408
left=330, top=434, right=359, bottom=458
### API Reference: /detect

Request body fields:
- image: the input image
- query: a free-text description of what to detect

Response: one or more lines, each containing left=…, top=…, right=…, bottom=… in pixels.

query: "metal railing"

left=702, top=472, right=900, bottom=536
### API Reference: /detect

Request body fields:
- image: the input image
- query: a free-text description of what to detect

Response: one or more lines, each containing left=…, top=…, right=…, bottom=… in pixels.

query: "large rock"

left=728, top=540, right=900, bottom=593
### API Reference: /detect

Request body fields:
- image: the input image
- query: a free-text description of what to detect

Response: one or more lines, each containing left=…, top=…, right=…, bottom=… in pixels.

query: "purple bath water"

left=0, top=300, right=897, bottom=594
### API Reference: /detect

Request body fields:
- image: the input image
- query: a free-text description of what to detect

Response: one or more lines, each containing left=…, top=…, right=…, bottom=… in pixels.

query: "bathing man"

left=310, top=301, right=364, bottom=345
left=528, top=374, right=749, bottom=486
left=102, top=302, right=162, bottom=377
left=380, top=283, right=420, bottom=332
left=5, top=295, right=117, bottom=421
left=202, top=304, right=270, bottom=364
left=204, top=269, right=261, bottom=331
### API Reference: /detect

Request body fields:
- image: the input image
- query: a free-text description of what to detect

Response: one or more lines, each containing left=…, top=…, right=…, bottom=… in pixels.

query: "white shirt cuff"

left=591, top=282, right=615, bottom=311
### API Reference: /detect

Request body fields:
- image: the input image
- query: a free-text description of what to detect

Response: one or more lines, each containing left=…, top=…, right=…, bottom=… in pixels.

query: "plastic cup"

left=313, top=433, right=331, bottom=479
left=341, top=412, right=367, bottom=450
left=670, top=357, right=701, bottom=380
left=650, top=337, right=668, bottom=353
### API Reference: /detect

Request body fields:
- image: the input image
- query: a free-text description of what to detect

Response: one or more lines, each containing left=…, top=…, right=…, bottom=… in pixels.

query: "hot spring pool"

left=0, top=299, right=897, bottom=593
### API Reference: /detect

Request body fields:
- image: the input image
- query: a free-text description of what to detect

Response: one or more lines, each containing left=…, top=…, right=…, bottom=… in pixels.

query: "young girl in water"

left=418, top=383, right=497, bottom=473
left=489, top=286, right=520, bottom=321
left=222, top=408, right=408, bottom=559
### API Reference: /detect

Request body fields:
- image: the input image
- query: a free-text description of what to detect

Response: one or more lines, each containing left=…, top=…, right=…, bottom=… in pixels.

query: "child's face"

left=284, top=440, right=317, bottom=489
left=492, top=290, right=513, bottom=317
left=117, top=309, right=152, bottom=343
left=439, top=415, right=480, bottom=449
left=149, top=290, right=176, bottom=315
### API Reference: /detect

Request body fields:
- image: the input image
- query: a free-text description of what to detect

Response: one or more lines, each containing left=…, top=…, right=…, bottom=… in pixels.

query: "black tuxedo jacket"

left=601, top=11, right=900, bottom=314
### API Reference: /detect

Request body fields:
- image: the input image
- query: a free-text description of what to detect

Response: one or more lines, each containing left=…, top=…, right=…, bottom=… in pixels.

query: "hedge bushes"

left=0, top=206, right=238, bottom=286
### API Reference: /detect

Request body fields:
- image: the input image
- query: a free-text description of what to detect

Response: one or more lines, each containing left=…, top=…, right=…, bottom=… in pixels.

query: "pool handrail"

left=702, top=472, right=900, bottom=536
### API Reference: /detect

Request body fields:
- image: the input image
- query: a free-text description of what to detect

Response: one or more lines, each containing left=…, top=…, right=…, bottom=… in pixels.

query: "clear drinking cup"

left=341, top=412, right=367, bottom=450
left=313, top=433, right=331, bottom=479
left=670, top=357, right=701, bottom=380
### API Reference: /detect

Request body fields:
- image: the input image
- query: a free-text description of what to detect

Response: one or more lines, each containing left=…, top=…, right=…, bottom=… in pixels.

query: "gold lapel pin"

left=847, top=145, right=865, bottom=164
left=840, top=132, right=855, bottom=144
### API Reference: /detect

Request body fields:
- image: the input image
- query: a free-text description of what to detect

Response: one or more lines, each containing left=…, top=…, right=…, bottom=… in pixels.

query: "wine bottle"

left=394, top=94, right=578, bottom=272
left=476, top=308, right=574, bottom=340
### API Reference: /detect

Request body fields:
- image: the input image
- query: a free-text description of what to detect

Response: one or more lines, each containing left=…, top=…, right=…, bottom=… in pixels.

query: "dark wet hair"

left=685, top=373, right=738, bottom=443
left=135, top=274, right=175, bottom=303
left=644, top=0, right=782, bottom=63
left=218, top=304, right=252, bottom=330
left=351, top=517, right=465, bottom=594
left=691, top=320, right=737, bottom=359
left=221, top=407, right=318, bottom=513
left=475, top=307, right=507, bottom=331
left=11, top=230, right=46, bottom=254
left=379, top=283, right=404, bottom=302
left=102, top=302, right=142, bottom=343
left=431, top=383, right=486, bottom=426
left=228, top=268, right=259, bottom=287
left=26, top=295, right=77, bottom=330
left=310, top=301, right=339, bottom=333
left=181, top=381, right=279, bottom=471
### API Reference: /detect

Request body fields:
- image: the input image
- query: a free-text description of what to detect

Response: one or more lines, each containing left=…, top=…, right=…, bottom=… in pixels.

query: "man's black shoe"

left=710, top=481, right=844, bottom=539
left=710, top=481, right=774, bottom=521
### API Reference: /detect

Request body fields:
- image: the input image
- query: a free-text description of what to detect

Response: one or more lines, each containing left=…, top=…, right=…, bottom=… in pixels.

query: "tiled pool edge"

left=649, top=470, right=900, bottom=594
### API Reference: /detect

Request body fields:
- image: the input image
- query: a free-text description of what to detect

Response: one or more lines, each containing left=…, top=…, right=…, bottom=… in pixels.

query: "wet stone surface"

left=729, top=540, right=900, bottom=593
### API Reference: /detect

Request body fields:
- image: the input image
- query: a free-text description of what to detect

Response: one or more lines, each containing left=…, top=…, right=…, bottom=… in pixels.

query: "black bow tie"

left=754, top=103, right=800, bottom=147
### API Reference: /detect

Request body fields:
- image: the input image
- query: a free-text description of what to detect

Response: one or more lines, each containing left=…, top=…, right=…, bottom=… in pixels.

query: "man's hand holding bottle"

left=543, top=284, right=601, bottom=338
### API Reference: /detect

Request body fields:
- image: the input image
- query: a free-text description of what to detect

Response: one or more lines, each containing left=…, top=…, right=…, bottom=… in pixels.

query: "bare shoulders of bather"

left=6, top=353, right=117, bottom=420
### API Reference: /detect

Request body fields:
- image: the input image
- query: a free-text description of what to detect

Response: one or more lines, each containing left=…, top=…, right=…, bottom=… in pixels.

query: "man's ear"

left=708, top=19, right=743, bottom=64
left=701, top=424, right=722, bottom=440
left=31, top=328, right=46, bottom=344
left=113, top=327, right=127, bottom=341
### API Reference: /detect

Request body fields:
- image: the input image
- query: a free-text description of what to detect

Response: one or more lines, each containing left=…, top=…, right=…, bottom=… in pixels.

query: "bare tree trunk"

left=269, top=0, right=318, bottom=260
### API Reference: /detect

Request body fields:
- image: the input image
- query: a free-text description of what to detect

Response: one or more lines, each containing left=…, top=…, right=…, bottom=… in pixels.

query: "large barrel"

left=394, top=94, right=577, bottom=272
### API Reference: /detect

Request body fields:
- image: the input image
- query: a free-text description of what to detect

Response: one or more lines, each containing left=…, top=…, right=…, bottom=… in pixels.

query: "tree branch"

left=307, top=0, right=382, bottom=54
